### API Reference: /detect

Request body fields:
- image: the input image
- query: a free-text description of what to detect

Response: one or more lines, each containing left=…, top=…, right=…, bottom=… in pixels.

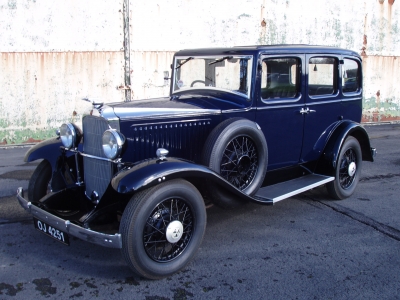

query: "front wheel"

left=28, top=160, right=52, bottom=202
left=327, top=136, right=362, bottom=200
left=120, top=179, right=207, bottom=279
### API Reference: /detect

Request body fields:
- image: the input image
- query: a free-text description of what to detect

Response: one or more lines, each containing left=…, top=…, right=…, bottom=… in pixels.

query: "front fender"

left=111, top=157, right=257, bottom=202
left=24, top=138, right=81, bottom=170
left=24, top=138, right=65, bottom=169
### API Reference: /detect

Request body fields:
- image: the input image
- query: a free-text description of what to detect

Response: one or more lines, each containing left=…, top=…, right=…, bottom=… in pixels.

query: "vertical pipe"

left=123, top=0, right=131, bottom=102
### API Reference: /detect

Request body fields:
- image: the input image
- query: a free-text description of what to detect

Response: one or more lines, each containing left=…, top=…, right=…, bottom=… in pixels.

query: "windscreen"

left=173, top=56, right=253, bottom=98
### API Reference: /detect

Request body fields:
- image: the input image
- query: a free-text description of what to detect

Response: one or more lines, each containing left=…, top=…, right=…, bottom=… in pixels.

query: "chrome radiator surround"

left=82, top=115, right=114, bottom=200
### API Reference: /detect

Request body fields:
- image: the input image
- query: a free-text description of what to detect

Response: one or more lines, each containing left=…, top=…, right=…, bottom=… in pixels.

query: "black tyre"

left=28, top=160, right=52, bottom=202
left=327, top=136, right=362, bottom=200
left=120, top=179, right=207, bottom=279
left=202, top=118, right=268, bottom=208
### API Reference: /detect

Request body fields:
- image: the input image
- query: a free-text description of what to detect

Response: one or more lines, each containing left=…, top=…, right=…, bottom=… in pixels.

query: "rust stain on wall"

left=362, top=55, right=400, bottom=123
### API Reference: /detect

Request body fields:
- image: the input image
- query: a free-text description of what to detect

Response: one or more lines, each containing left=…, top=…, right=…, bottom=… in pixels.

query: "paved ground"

left=0, top=124, right=399, bottom=299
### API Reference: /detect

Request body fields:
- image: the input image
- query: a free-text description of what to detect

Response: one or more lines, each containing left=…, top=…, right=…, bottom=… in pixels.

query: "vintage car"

left=17, top=45, right=376, bottom=279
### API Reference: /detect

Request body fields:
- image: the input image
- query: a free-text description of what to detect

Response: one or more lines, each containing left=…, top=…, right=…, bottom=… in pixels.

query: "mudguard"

left=111, top=157, right=257, bottom=202
left=317, top=120, right=374, bottom=174
left=24, top=138, right=80, bottom=170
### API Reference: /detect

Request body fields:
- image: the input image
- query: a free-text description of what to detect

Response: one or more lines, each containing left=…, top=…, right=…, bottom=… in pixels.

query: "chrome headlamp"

left=102, top=129, right=125, bottom=160
left=59, top=123, right=82, bottom=149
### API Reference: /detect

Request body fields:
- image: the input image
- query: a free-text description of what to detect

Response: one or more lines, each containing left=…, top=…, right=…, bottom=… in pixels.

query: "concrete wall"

left=1, top=0, right=399, bottom=144
left=0, top=0, right=126, bottom=143
left=361, top=0, right=400, bottom=122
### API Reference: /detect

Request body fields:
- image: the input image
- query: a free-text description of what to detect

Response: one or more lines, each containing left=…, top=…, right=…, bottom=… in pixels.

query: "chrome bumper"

left=16, top=187, right=122, bottom=249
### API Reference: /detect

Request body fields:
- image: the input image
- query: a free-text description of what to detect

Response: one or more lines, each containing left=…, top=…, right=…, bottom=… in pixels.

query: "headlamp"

left=60, top=123, right=81, bottom=149
left=102, top=129, right=125, bottom=159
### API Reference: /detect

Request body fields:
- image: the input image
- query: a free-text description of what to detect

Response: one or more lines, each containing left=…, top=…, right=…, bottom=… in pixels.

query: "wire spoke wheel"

left=143, top=197, right=194, bottom=262
left=202, top=118, right=268, bottom=208
left=120, top=179, right=206, bottom=279
left=220, top=136, right=258, bottom=190
left=338, top=148, right=357, bottom=189
left=327, top=136, right=362, bottom=200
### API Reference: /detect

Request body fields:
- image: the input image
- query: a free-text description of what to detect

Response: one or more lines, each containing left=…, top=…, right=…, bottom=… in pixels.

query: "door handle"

left=299, top=108, right=308, bottom=114
left=299, top=107, right=316, bottom=114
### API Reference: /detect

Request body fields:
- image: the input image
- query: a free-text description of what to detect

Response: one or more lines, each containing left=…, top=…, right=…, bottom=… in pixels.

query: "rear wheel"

left=327, top=136, right=362, bottom=200
left=120, top=179, right=206, bottom=279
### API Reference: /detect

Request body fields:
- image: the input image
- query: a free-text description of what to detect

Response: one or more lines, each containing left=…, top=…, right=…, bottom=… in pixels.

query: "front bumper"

left=16, top=187, right=122, bottom=249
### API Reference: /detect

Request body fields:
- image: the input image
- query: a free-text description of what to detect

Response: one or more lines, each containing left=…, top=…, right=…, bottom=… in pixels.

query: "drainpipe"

left=123, top=0, right=131, bottom=102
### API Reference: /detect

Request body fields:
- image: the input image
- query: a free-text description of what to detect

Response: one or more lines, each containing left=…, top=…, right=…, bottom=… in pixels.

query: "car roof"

left=175, top=45, right=361, bottom=58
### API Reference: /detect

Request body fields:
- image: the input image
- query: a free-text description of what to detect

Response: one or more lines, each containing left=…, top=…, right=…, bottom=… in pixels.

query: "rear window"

left=308, top=57, right=337, bottom=96
left=342, top=58, right=360, bottom=93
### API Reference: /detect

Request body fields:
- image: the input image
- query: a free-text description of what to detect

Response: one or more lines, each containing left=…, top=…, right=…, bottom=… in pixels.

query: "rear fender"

left=316, top=120, right=374, bottom=175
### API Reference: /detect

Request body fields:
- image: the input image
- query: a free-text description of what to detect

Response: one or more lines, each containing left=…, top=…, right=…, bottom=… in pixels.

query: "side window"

left=308, top=57, right=337, bottom=96
left=342, top=58, right=360, bottom=93
left=261, top=57, right=299, bottom=100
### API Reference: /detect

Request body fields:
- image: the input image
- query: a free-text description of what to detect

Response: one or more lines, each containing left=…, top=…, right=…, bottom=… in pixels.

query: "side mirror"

left=164, top=71, right=170, bottom=85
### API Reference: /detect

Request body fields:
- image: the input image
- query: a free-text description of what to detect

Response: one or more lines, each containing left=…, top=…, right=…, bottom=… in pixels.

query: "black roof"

left=175, top=45, right=360, bottom=58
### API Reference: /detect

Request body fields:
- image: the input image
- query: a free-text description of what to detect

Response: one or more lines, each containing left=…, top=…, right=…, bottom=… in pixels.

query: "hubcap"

left=166, top=220, right=184, bottom=243
left=237, top=155, right=251, bottom=176
left=143, top=198, right=194, bottom=262
left=348, top=162, right=356, bottom=177
left=339, top=148, right=357, bottom=189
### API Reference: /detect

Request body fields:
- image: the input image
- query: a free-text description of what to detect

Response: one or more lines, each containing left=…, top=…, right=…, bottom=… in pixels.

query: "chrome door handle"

left=299, top=108, right=308, bottom=114
left=299, top=107, right=316, bottom=114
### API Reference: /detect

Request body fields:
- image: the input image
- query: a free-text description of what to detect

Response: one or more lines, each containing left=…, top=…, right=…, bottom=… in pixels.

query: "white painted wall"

left=0, top=0, right=399, bottom=143
left=0, top=0, right=123, bottom=51
left=0, top=0, right=126, bottom=143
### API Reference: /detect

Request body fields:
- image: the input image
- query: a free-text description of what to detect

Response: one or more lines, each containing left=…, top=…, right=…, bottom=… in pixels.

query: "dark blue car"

left=17, top=45, right=375, bottom=279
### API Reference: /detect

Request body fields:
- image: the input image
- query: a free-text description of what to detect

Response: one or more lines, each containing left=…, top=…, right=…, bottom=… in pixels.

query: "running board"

left=254, top=174, right=334, bottom=204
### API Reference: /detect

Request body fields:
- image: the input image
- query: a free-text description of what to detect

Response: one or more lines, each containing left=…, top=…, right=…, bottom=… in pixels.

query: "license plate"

left=33, top=217, right=70, bottom=245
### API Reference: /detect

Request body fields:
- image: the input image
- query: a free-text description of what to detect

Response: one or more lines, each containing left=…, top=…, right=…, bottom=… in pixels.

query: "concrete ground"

left=0, top=123, right=399, bottom=299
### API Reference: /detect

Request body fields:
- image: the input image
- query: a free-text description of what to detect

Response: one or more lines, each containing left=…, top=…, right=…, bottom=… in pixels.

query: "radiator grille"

left=82, top=115, right=114, bottom=199
left=83, top=157, right=114, bottom=200
left=83, top=116, right=109, bottom=157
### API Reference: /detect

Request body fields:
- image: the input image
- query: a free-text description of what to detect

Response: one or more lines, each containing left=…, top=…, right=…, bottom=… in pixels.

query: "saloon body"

left=17, top=45, right=375, bottom=279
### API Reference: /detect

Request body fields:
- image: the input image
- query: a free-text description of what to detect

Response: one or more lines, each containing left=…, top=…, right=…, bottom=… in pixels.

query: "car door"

left=256, top=54, right=306, bottom=170
left=300, top=54, right=342, bottom=163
